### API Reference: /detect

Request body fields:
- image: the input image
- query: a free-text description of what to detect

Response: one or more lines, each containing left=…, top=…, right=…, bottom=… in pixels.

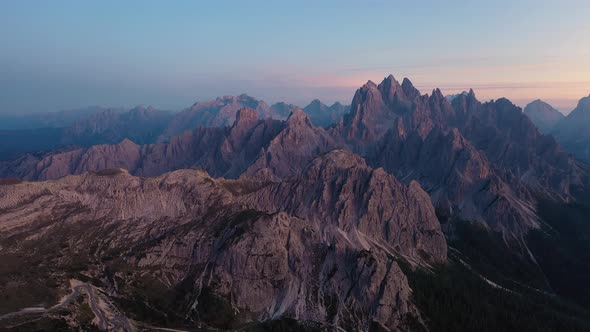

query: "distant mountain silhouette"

left=524, top=99, right=564, bottom=133
left=552, top=95, right=590, bottom=162
left=303, top=99, right=350, bottom=127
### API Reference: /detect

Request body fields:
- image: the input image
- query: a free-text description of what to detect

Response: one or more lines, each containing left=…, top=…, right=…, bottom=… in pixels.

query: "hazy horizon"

left=0, top=80, right=585, bottom=116
left=1, top=0, right=589, bottom=114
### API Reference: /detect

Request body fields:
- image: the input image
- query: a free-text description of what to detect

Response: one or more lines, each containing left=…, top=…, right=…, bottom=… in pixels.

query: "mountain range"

left=1, top=75, right=590, bottom=331
left=0, top=96, right=349, bottom=161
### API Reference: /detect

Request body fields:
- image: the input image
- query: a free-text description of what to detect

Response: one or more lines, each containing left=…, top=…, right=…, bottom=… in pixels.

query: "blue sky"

left=1, top=0, right=589, bottom=113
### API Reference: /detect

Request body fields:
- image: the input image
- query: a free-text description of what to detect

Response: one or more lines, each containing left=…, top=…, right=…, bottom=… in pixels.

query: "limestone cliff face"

left=0, top=152, right=446, bottom=331
left=241, top=149, right=447, bottom=264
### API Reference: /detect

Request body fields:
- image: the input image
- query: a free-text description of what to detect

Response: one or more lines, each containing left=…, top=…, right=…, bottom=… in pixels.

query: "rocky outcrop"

left=333, top=78, right=396, bottom=144
left=0, top=152, right=446, bottom=331
left=523, top=99, right=564, bottom=133
left=243, top=108, right=339, bottom=180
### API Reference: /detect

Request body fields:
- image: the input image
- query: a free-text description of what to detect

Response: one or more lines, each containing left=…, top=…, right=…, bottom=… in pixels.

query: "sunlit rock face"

left=0, top=150, right=446, bottom=330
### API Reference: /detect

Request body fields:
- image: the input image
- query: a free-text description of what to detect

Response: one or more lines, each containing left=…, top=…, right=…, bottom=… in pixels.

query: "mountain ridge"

left=1, top=74, right=590, bottom=331
left=0, top=150, right=446, bottom=330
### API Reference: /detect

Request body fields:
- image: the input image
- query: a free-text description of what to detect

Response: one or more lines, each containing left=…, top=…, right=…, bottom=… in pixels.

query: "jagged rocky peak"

left=243, top=148, right=448, bottom=264
left=226, top=107, right=265, bottom=145
left=348, top=80, right=382, bottom=109
left=481, top=98, right=540, bottom=136
left=376, top=74, right=424, bottom=104
left=233, top=107, right=260, bottom=127
left=430, top=88, right=445, bottom=101
left=361, top=79, right=378, bottom=90
left=378, top=74, right=404, bottom=102
left=450, top=88, right=476, bottom=100
left=287, top=107, right=313, bottom=126
left=338, top=74, right=432, bottom=144
left=401, top=77, right=421, bottom=100
left=243, top=107, right=337, bottom=181
left=337, top=79, right=388, bottom=143
left=447, top=88, right=479, bottom=121
left=335, top=75, right=580, bottom=235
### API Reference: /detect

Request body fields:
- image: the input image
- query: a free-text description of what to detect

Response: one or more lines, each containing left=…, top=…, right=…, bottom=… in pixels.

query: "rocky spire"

left=378, top=74, right=405, bottom=104
left=401, top=77, right=421, bottom=100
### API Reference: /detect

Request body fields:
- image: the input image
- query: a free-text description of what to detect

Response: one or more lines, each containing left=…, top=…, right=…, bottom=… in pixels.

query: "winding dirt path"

left=0, top=280, right=132, bottom=331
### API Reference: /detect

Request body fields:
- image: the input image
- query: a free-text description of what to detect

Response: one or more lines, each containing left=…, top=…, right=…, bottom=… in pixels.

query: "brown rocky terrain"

left=0, top=150, right=446, bottom=331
